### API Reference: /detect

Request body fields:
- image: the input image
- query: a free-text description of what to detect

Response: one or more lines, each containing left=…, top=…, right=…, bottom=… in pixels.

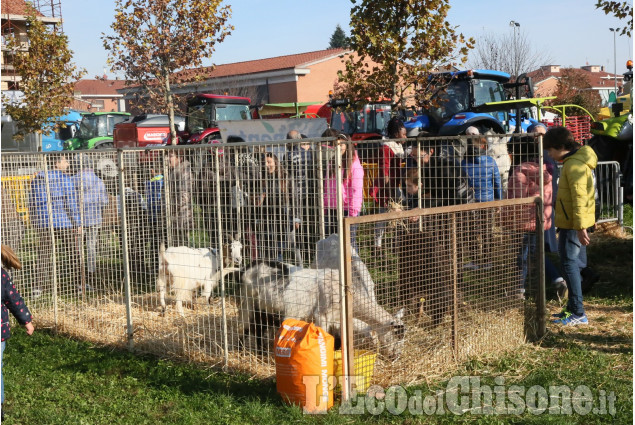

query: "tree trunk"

left=163, top=70, right=177, bottom=145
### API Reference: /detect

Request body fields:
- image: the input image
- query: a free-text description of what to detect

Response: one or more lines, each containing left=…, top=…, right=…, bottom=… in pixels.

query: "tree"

left=336, top=0, right=473, bottom=109
left=328, top=24, right=350, bottom=49
left=549, top=69, right=602, bottom=116
left=595, top=1, right=633, bottom=36
left=102, top=0, right=233, bottom=144
left=468, top=31, right=552, bottom=81
left=2, top=4, right=85, bottom=141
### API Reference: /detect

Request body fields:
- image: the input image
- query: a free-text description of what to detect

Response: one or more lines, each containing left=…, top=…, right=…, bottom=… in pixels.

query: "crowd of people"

left=0, top=118, right=598, bottom=327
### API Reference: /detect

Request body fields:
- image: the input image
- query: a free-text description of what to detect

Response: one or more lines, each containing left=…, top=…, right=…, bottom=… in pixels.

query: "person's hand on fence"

left=25, top=322, right=34, bottom=335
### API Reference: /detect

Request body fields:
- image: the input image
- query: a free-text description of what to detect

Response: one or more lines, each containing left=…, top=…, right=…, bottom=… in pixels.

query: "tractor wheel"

left=95, top=142, right=114, bottom=149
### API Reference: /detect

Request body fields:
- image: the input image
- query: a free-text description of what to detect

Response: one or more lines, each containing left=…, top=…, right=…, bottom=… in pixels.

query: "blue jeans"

left=558, top=229, right=585, bottom=316
left=517, top=233, right=536, bottom=291
left=545, top=255, right=562, bottom=284
left=1, top=340, right=5, bottom=404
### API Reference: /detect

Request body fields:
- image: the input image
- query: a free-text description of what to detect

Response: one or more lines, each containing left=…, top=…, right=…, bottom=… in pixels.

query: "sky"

left=59, top=0, right=633, bottom=79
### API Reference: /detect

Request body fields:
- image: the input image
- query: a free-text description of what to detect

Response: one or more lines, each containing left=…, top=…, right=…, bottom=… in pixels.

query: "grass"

left=2, top=228, right=632, bottom=424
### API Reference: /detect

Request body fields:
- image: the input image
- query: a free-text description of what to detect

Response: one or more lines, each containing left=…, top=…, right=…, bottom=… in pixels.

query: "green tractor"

left=63, top=112, right=130, bottom=181
left=64, top=112, right=130, bottom=150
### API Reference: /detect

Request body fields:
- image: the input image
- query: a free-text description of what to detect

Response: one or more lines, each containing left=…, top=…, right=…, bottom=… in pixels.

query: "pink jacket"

left=507, top=161, right=553, bottom=231
left=324, top=156, right=364, bottom=217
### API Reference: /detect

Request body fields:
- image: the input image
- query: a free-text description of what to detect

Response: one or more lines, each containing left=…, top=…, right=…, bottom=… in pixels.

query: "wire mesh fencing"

left=341, top=199, right=541, bottom=389
left=0, top=132, right=547, bottom=387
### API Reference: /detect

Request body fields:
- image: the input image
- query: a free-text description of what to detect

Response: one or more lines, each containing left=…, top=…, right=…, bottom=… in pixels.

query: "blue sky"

left=60, top=0, right=632, bottom=79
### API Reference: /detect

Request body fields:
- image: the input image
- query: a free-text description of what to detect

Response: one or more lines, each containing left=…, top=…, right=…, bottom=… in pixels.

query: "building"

left=1, top=0, right=62, bottom=91
left=528, top=65, right=624, bottom=105
left=120, top=48, right=354, bottom=111
left=73, top=78, right=128, bottom=112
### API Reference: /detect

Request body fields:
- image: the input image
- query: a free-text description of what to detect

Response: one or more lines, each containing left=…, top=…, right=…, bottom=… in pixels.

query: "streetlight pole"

left=610, top=28, right=618, bottom=95
left=510, top=21, right=520, bottom=78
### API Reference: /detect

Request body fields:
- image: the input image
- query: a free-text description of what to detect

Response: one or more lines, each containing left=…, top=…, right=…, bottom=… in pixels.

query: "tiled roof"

left=1, top=0, right=43, bottom=16
left=528, top=66, right=623, bottom=89
left=74, top=79, right=128, bottom=96
left=194, top=48, right=349, bottom=79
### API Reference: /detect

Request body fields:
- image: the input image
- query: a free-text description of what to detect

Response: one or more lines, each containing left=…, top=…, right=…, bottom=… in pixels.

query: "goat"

left=237, top=261, right=406, bottom=361
left=222, top=234, right=243, bottom=268
left=157, top=243, right=239, bottom=316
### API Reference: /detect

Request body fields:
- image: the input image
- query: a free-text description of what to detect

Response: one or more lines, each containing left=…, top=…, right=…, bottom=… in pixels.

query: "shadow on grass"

left=35, top=328, right=281, bottom=405
left=540, top=303, right=633, bottom=355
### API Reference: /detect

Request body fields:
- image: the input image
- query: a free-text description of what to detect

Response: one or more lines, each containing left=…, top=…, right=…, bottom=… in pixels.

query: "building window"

left=91, top=99, right=105, bottom=110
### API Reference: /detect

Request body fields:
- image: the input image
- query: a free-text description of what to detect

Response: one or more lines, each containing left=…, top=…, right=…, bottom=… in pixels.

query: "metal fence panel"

left=0, top=131, right=545, bottom=387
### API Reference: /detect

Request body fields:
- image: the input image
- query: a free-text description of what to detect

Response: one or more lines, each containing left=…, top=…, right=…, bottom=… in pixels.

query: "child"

left=1, top=245, right=35, bottom=415
left=395, top=169, right=453, bottom=323
left=323, top=133, right=364, bottom=252
left=506, top=137, right=553, bottom=298
left=544, top=127, right=597, bottom=325
left=371, top=117, right=406, bottom=251
left=461, top=138, right=501, bottom=269
left=73, top=157, right=109, bottom=290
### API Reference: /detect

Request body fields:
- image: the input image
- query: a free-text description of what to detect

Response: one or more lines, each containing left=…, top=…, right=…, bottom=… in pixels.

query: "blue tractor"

left=404, top=70, right=549, bottom=137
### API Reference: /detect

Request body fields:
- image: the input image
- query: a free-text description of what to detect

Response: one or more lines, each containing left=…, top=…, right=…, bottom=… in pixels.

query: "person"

left=73, top=157, right=109, bottom=291
left=407, top=138, right=472, bottom=208
left=544, top=126, right=597, bottom=325
left=506, top=136, right=553, bottom=298
left=323, top=133, right=364, bottom=251
left=28, top=153, right=81, bottom=297
left=394, top=168, right=453, bottom=322
left=371, top=117, right=406, bottom=251
left=145, top=166, right=165, bottom=273
left=461, top=138, right=502, bottom=269
left=285, top=131, right=317, bottom=264
left=1, top=245, right=35, bottom=418
left=461, top=137, right=502, bottom=203
left=166, top=150, right=193, bottom=246
left=228, top=136, right=264, bottom=260
left=253, top=152, right=291, bottom=261
left=525, top=123, right=568, bottom=300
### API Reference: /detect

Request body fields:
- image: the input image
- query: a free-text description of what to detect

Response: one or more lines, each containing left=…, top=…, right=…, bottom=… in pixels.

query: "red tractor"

left=179, top=94, right=252, bottom=144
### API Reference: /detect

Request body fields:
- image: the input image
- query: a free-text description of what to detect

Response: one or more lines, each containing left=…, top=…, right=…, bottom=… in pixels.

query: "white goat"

left=157, top=243, right=240, bottom=316
left=222, top=235, right=243, bottom=268
left=238, top=262, right=406, bottom=361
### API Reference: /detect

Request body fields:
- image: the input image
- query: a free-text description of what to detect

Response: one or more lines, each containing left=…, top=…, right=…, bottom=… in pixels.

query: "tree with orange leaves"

left=102, top=0, right=232, bottom=144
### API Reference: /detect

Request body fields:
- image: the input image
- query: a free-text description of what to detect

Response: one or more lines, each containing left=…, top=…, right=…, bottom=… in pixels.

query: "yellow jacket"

left=555, top=145, right=597, bottom=230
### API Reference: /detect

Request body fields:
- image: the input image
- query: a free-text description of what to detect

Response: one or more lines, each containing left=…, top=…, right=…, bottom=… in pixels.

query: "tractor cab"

left=64, top=112, right=130, bottom=150
left=329, top=99, right=392, bottom=141
left=182, top=94, right=251, bottom=144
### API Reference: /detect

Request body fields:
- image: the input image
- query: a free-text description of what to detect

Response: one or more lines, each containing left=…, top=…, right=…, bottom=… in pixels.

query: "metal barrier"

left=1, top=134, right=544, bottom=392
left=1, top=174, right=34, bottom=224
left=595, top=161, right=623, bottom=226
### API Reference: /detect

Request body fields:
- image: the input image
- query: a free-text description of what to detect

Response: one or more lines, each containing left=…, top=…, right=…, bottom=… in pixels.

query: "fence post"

left=163, top=150, right=172, bottom=246
left=335, top=138, right=351, bottom=400
left=117, top=149, right=135, bottom=351
left=42, top=155, right=59, bottom=332
left=451, top=214, right=458, bottom=360
left=317, top=143, right=326, bottom=240
left=214, top=147, right=229, bottom=369
left=535, top=198, right=546, bottom=339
